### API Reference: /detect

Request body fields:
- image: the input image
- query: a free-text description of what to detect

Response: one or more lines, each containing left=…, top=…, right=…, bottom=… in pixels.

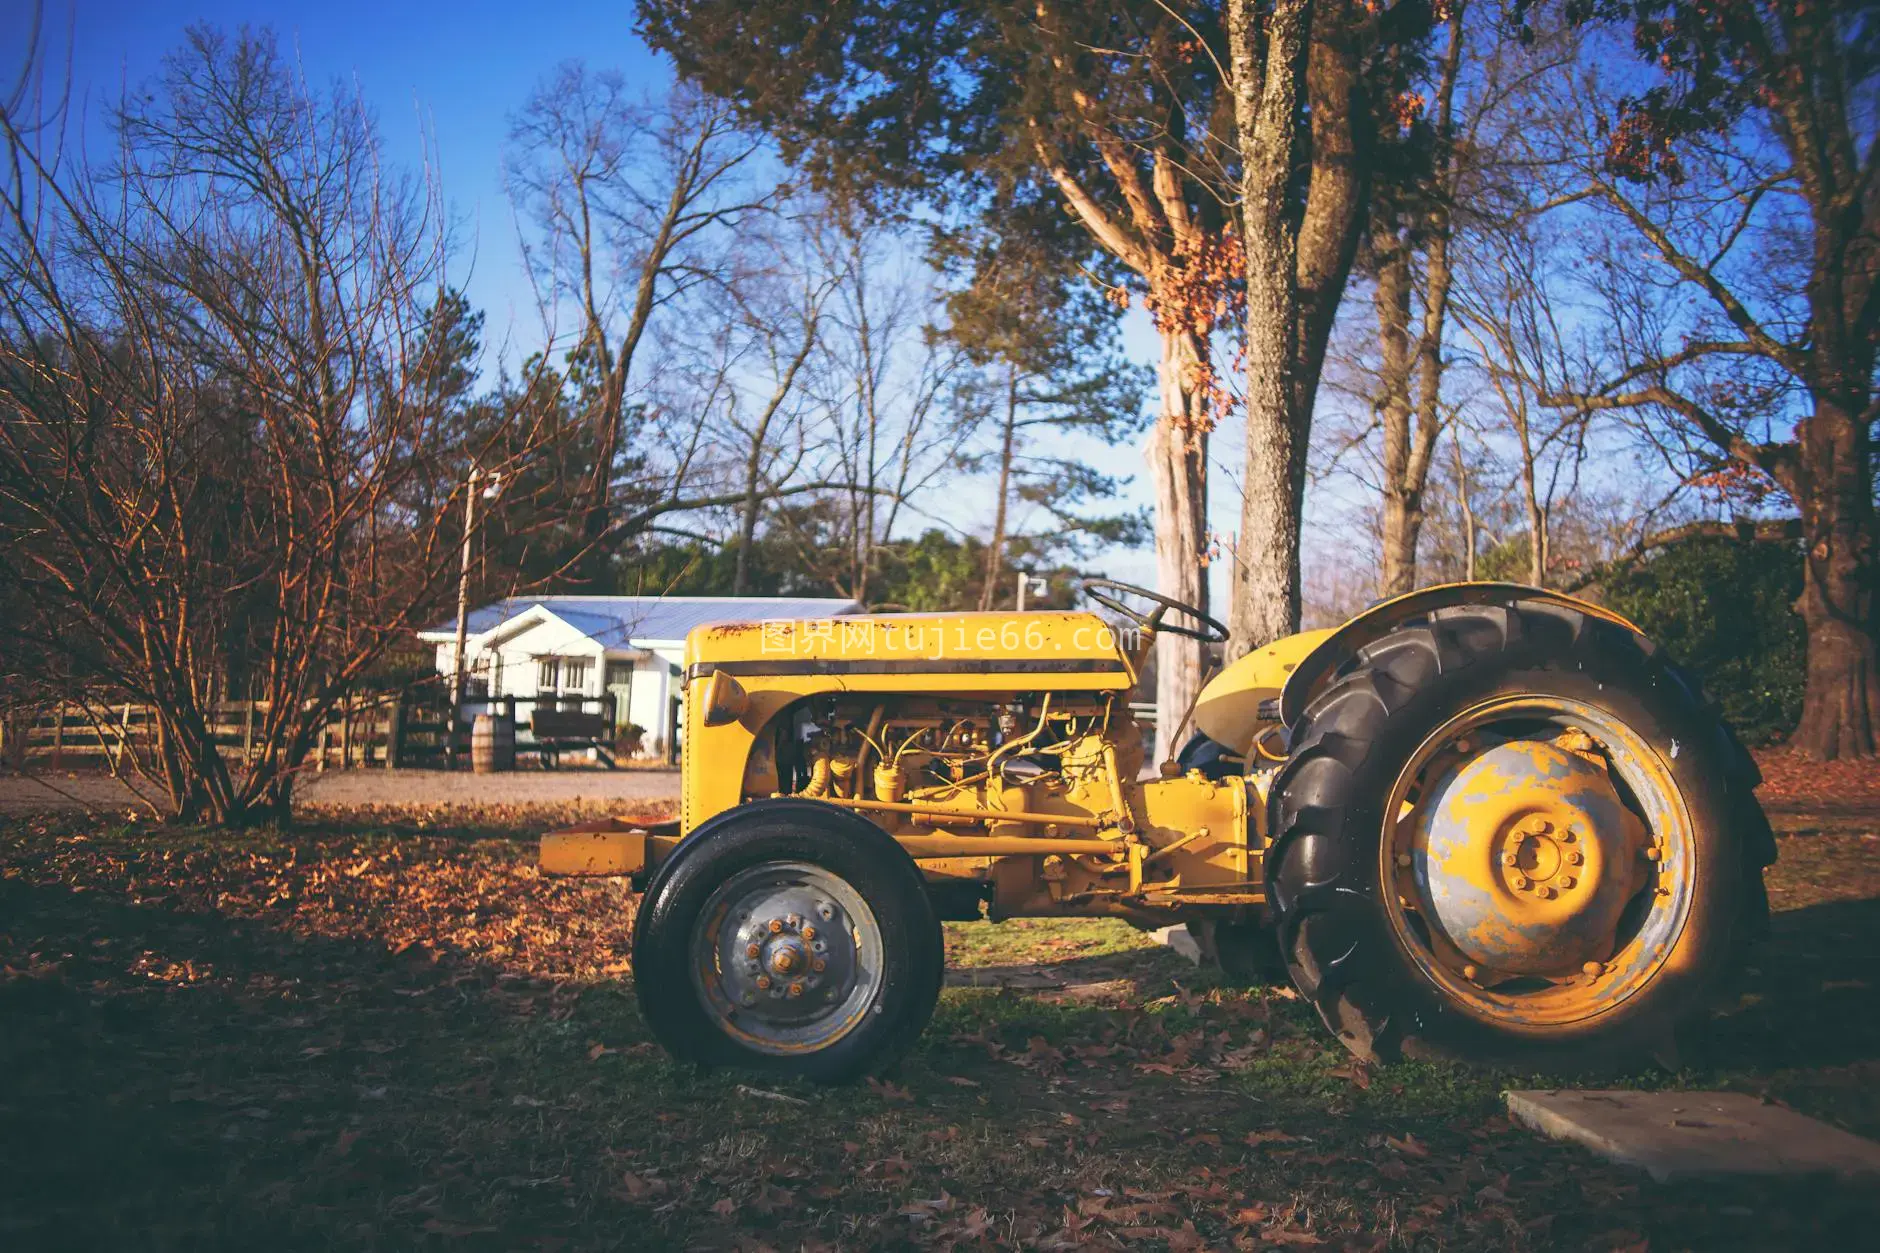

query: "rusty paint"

left=1382, top=697, right=1697, bottom=1029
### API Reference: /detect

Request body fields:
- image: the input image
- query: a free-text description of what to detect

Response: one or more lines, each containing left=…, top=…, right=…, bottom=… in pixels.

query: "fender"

left=1278, top=582, right=1644, bottom=727
left=1192, top=583, right=1644, bottom=755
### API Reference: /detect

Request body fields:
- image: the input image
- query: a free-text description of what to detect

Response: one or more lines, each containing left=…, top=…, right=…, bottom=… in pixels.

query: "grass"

left=2, top=813, right=1878, bottom=1251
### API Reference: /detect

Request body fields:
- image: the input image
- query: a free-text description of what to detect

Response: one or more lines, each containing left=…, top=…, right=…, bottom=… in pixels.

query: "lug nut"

left=1512, top=874, right=1530, bottom=891
left=801, top=925, right=817, bottom=941
left=768, top=919, right=784, bottom=934
left=787, top=982, right=805, bottom=998
left=1565, top=850, right=1584, bottom=866
left=746, top=942, right=761, bottom=958
left=1529, top=818, right=1553, bottom=835
left=1462, top=964, right=1479, bottom=981
left=1537, top=885, right=1556, bottom=900
left=812, top=958, right=827, bottom=972
left=1502, top=851, right=1520, bottom=867
left=1582, top=961, right=1604, bottom=977
left=1396, top=853, right=1413, bottom=868
left=756, top=975, right=772, bottom=990
left=1644, top=847, right=1663, bottom=862
left=1562, top=827, right=1578, bottom=844
left=1559, top=876, right=1577, bottom=889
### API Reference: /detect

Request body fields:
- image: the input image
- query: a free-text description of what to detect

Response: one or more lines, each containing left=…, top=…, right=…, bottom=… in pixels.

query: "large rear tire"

left=1266, top=599, right=1773, bottom=1066
left=632, top=799, right=944, bottom=1083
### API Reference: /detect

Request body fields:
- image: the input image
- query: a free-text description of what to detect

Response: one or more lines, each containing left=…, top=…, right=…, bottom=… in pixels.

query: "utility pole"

left=450, top=465, right=480, bottom=709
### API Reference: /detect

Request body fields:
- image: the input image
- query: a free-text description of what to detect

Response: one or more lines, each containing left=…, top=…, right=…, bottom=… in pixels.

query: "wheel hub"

left=726, top=906, right=847, bottom=1013
left=1406, top=738, right=1648, bottom=977
left=690, top=862, right=881, bottom=1053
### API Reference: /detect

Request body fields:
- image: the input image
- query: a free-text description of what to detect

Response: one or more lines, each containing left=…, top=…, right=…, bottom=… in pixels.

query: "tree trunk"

left=1453, top=429, right=1477, bottom=582
left=1790, top=391, right=1880, bottom=759
left=1226, top=0, right=1367, bottom=658
left=1381, top=0, right=1463, bottom=597
left=1510, top=404, right=1546, bottom=586
left=979, top=365, right=1020, bottom=612
left=1146, top=329, right=1210, bottom=764
left=1375, top=233, right=1419, bottom=597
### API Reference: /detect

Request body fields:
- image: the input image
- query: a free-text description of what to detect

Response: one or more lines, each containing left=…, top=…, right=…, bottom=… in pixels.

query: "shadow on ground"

left=2, top=821, right=1878, bottom=1250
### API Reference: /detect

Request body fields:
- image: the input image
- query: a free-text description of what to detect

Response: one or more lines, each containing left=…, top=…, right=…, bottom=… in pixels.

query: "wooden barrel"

left=471, top=712, right=514, bottom=773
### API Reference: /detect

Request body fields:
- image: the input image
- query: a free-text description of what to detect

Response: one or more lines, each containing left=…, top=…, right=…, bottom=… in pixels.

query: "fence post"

left=385, top=695, right=403, bottom=771
left=114, top=702, right=131, bottom=771
left=243, top=695, right=255, bottom=766
left=50, top=701, right=64, bottom=768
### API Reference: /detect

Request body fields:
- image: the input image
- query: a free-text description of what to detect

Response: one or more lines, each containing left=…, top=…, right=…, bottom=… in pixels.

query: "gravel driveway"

left=0, top=767, right=681, bottom=815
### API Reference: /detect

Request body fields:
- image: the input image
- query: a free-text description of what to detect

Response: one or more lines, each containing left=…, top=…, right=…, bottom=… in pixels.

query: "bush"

left=1597, top=535, right=1805, bottom=745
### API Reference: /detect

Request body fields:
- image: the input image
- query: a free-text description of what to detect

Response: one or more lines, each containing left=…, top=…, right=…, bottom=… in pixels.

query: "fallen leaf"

left=1244, top=1129, right=1301, bottom=1147
left=866, top=1077, right=913, bottom=1103
left=617, top=1170, right=670, bottom=1201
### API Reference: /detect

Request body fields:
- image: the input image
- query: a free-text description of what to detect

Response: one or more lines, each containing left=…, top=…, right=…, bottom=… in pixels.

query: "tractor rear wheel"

left=1266, top=599, right=1772, bottom=1067
left=632, top=799, right=943, bottom=1083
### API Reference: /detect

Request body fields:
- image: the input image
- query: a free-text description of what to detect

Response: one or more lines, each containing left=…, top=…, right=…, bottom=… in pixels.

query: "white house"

left=418, top=596, right=860, bottom=757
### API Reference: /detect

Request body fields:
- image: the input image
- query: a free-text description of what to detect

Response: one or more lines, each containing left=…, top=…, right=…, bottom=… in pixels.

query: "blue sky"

left=34, top=0, right=671, bottom=352
left=18, top=0, right=1354, bottom=599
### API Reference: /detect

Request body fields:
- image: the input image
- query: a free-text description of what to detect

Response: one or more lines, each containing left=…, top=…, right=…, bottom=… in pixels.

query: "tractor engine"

left=749, top=692, right=1257, bottom=922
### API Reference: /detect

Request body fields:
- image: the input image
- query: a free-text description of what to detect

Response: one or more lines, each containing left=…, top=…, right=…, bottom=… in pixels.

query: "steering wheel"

left=1079, top=578, right=1229, bottom=644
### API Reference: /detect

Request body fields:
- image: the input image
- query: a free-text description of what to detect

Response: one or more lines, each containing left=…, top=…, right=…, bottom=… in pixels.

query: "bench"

left=529, top=709, right=617, bottom=769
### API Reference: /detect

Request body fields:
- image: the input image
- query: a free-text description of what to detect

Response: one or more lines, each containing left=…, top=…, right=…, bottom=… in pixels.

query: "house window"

left=604, top=660, right=633, bottom=687
left=561, top=659, right=590, bottom=692
left=537, top=658, right=560, bottom=690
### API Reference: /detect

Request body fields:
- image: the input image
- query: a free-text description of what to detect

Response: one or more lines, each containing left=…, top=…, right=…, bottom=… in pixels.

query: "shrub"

left=1598, top=535, right=1805, bottom=745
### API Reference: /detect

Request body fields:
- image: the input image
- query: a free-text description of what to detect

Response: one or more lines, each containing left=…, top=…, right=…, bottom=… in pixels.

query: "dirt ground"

left=2, top=756, right=1879, bottom=1249
left=0, top=766, right=681, bottom=816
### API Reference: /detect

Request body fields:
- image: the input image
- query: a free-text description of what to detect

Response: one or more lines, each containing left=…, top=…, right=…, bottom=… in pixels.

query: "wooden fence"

left=0, top=690, right=621, bottom=773
left=0, top=692, right=455, bottom=773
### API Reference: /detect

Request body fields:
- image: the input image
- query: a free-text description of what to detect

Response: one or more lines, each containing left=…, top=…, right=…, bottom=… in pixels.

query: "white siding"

left=478, top=614, right=606, bottom=698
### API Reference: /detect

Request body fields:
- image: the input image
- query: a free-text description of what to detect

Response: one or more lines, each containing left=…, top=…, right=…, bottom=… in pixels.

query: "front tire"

left=1267, top=599, right=1769, bottom=1067
left=632, top=799, right=943, bottom=1083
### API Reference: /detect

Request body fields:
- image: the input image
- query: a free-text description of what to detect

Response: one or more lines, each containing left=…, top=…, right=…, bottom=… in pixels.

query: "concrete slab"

left=1506, top=1089, right=1880, bottom=1182
left=1150, top=925, right=1203, bottom=965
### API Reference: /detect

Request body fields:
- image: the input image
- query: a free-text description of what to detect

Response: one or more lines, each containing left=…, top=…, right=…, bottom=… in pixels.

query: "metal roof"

left=423, top=596, right=861, bottom=646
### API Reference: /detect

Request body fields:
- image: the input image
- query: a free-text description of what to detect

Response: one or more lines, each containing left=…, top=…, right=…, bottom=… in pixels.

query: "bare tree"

left=506, top=69, right=770, bottom=576
left=0, top=27, right=548, bottom=823
left=714, top=216, right=834, bottom=594
left=1453, top=223, right=1603, bottom=586
left=1369, top=1, right=1469, bottom=595
left=1528, top=6, right=1879, bottom=757
left=765, top=204, right=972, bottom=604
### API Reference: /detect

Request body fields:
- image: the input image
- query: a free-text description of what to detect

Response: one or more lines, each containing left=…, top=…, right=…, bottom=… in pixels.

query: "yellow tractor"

left=543, top=581, right=1773, bottom=1082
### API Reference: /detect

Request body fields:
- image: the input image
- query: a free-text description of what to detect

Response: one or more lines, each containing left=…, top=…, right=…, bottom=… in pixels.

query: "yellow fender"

left=1192, top=582, right=1644, bottom=755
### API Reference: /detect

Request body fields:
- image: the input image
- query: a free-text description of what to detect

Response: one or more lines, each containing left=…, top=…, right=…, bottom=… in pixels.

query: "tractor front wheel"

left=1267, top=599, right=1771, bottom=1067
left=632, top=799, right=943, bottom=1083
